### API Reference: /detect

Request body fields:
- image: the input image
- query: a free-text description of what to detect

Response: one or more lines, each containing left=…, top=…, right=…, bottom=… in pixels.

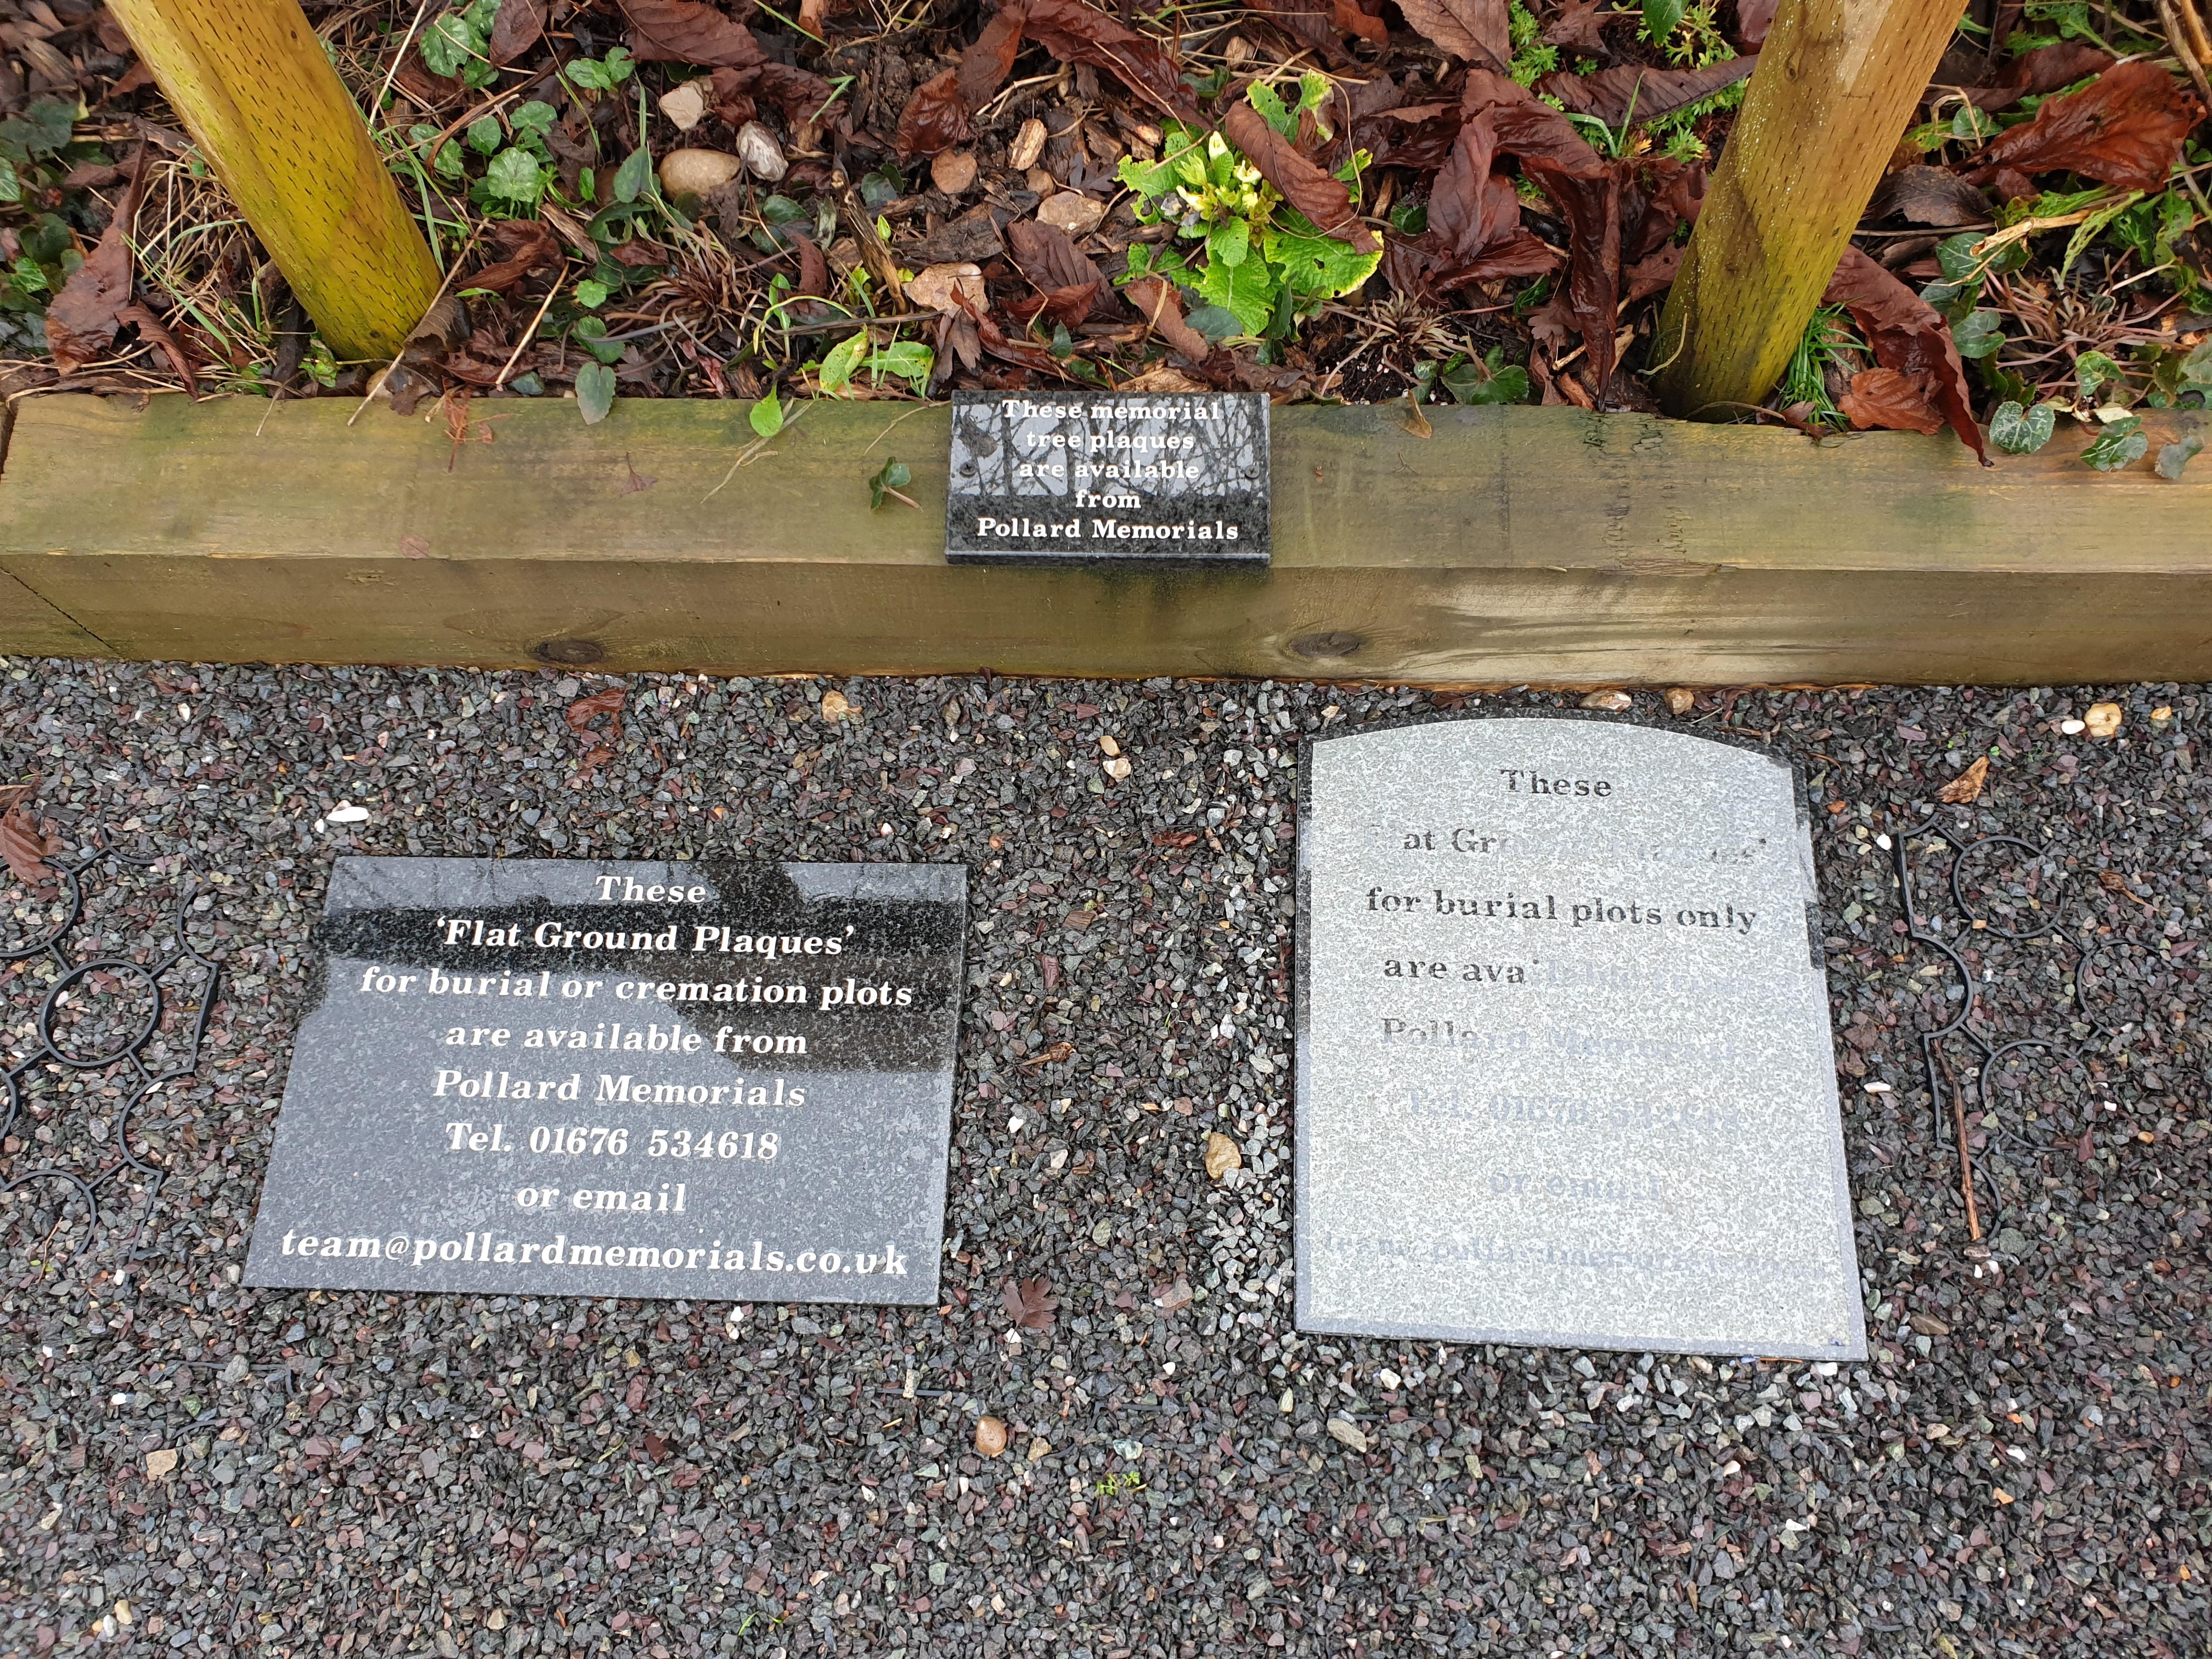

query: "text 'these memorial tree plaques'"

left=245, top=859, right=964, bottom=1302
left=1295, top=717, right=1865, bottom=1359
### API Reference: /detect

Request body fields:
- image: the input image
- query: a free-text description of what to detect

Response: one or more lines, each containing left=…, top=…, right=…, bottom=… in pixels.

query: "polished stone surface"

left=945, top=390, right=1268, bottom=564
left=244, top=857, right=964, bottom=1302
left=1295, top=715, right=1865, bottom=1358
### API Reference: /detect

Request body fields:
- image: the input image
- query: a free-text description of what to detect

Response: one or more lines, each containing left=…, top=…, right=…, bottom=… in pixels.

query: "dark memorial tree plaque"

left=245, top=859, right=964, bottom=1303
left=1295, top=716, right=1866, bottom=1359
left=945, top=389, right=1269, bottom=564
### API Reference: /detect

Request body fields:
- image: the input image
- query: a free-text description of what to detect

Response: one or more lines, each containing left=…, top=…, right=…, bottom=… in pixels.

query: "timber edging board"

left=1, top=392, right=2207, bottom=685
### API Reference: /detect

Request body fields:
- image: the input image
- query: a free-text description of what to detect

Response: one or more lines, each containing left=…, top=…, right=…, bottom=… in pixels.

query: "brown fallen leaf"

left=975, top=1416, right=1009, bottom=1458
left=1020, top=0, right=1203, bottom=121
left=115, top=302, right=199, bottom=397
left=488, top=0, right=546, bottom=66
left=1880, top=165, right=1991, bottom=228
left=1963, top=60, right=2203, bottom=193
left=1542, top=0, right=1615, bottom=49
left=1221, top=101, right=1378, bottom=252
left=620, top=0, right=765, bottom=68
left=1482, top=87, right=1624, bottom=394
left=1002, top=1276, right=1059, bottom=1331
left=1961, top=41, right=2114, bottom=112
left=1245, top=0, right=1358, bottom=65
left=1204, top=1131, right=1242, bottom=1180
left=959, top=0, right=1029, bottom=107
left=2083, top=701, right=2123, bottom=738
left=932, top=149, right=979, bottom=194
left=1823, top=249, right=1989, bottom=463
left=1017, top=1039, right=1077, bottom=1070
left=0, top=797, right=63, bottom=898
left=565, top=687, right=627, bottom=762
left=1006, top=218, right=1107, bottom=318
left=1125, top=277, right=1210, bottom=360
left=1838, top=366, right=1947, bottom=436
left=1394, top=0, right=1508, bottom=66
left=897, top=67, right=975, bottom=159
left=47, top=145, right=150, bottom=376
left=1937, top=755, right=1991, bottom=803
left=1533, top=57, right=1755, bottom=127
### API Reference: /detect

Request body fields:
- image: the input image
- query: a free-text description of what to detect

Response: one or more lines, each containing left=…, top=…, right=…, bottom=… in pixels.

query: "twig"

left=864, top=399, right=945, bottom=454
left=701, top=399, right=810, bottom=501
left=1934, top=1045, right=1983, bottom=1243
left=494, top=280, right=565, bottom=389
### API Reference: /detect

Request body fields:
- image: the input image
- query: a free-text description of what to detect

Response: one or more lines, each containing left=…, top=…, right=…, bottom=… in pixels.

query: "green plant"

left=563, top=46, right=637, bottom=96
left=819, top=333, right=933, bottom=396
left=1778, top=304, right=1860, bottom=428
left=420, top=0, right=502, bottom=91
left=867, top=456, right=916, bottom=509
left=2157, top=431, right=2203, bottom=479
left=1988, top=399, right=2059, bottom=454
left=1508, top=1, right=1558, bottom=86
left=1416, top=346, right=1533, bottom=406
left=1118, top=83, right=1383, bottom=338
left=0, top=98, right=99, bottom=346
left=2081, top=414, right=2147, bottom=470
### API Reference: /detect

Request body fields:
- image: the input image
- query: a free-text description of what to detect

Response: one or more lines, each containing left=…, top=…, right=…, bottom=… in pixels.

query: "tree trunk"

left=1654, top=0, right=1960, bottom=420
left=105, top=0, right=443, bottom=362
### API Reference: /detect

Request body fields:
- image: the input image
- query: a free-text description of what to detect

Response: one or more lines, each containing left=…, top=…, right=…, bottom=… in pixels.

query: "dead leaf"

left=1961, top=41, right=2114, bottom=111
left=896, top=67, right=974, bottom=158
left=975, top=1415, right=1009, bottom=1457
left=2083, top=701, right=2123, bottom=738
left=566, top=688, right=626, bottom=761
left=47, top=145, right=149, bottom=376
left=1394, top=0, right=1508, bottom=67
left=1118, top=364, right=1212, bottom=391
left=1222, top=100, right=1378, bottom=252
left=1333, top=0, right=1388, bottom=46
left=659, top=78, right=710, bottom=130
left=908, top=261, right=988, bottom=314
left=1245, top=0, right=1358, bottom=66
left=469, top=218, right=562, bottom=293
left=1534, top=56, right=1754, bottom=127
left=116, top=302, right=199, bottom=396
left=1037, top=192, right=1108, bottom=235
left=620, top=0, right=765, bottom=68
left=1126, top=276, right=1209, bottom=359
left=1838, top=366, right=1947, bottom=436
left=1009, top=118, right=1048, bottom=171
left=144, top=1448, right=178, bottom=1480
left=1204, top=1131, right=1242, bottom=1180
left=1937, top=755, right=1991, bottom=803
left=1006, top=217, right=1106, bottom=314
left=1823, top=248, right=1989, bottom=463
left=1477, top=84, right=1623, bottom=391
left=1541, top=0, right=1614, bottom=49
left=1019, top=0, right=1202, bottom=121
left=0, top=799, right=63, bottom=897
left=958, top=0, right=1029, bottom=108
left=1881, top=165, right=1990, bottom=227
left=820, top=688, right=857, bottom=723
left=1002, top=1276, right=1059, bottom=1330
left=1964, top=60, right=2202, bottom=193
left=488, top=0, right=546, bottom=66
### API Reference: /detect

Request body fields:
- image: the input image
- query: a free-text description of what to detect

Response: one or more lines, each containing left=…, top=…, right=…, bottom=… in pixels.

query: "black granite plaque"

left=244, top=857, right=964, bottom=1303
left=944, top=389, right=1269, bottom=564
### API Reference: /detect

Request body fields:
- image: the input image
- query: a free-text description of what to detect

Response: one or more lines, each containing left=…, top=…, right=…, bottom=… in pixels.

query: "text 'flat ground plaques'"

left=945, top=390, right=1268, bottom=565
left=1295, top=716, right=1866, bottom=1359
left=244, top=858, right=964, bottom=1302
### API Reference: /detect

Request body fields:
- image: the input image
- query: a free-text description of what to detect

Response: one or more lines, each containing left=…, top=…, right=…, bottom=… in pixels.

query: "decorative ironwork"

left=0, top=833, right=219, bottom=1258
left=1891, top=815, right=2115, bottom=1233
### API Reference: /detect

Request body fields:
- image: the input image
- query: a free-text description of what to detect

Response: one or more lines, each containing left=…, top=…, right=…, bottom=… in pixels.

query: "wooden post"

left=105, top=0, right=443, bottom=361
left=1654, top=0, right=1960, bottom=420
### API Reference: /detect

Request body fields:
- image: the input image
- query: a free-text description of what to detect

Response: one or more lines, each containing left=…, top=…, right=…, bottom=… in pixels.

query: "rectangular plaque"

left=944, top=389, right=1268, bottom=564
left=1295, top=715, right=1866, bottom=1359
left=245, top=857, right=964, bottom=1302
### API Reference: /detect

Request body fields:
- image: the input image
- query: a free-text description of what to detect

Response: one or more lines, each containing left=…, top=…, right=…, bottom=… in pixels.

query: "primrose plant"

left=1118, top=76, right=1383, bottom=340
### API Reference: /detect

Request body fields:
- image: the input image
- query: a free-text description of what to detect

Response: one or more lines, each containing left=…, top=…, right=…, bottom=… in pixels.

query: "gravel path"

left=1, top=664, right=2205, bottom=1659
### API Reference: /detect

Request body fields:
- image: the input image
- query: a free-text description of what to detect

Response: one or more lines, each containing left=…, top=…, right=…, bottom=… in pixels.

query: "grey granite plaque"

left=944, top=390, right=1268, bottom=564
left=1295, top=716, right=1865, bottom=1359
left=245, top=858, right=964, bottom=1303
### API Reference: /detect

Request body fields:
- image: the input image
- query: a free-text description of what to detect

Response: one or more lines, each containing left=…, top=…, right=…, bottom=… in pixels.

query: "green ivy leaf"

left=574, top=361, right=617, bottom=425
left=748, top=389, right=785, bottom=438
left=613, top=145, right=653, bottom=205
left=819, top=331, right=867, bottom=396
left=2074, top=350, right=2123, bottom=405
left=2081, top=414, right=2147, bottom=472
left=867, top=456, right=913, bottom=510
left=2179, top=340, right=2212, bottom=398
left=2157, top=432, right=2204, bottom=480
left=1950, top=309, right=2005, bottom=359
left=1987, top=400, right=2057, bottom=455
left=0, top=158, right=19, bottom=206
left=510, top=100, right=557, bottom=140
